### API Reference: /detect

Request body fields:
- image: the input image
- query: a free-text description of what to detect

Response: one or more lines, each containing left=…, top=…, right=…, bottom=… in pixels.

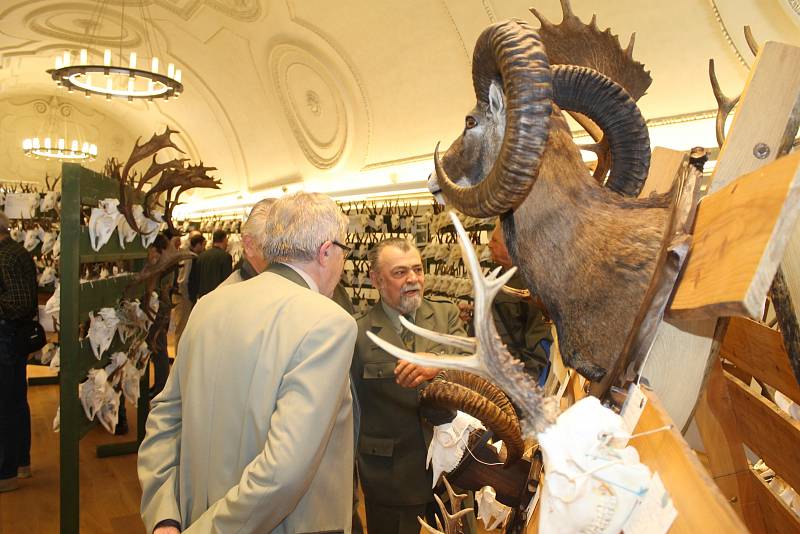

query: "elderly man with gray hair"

left=220, top=197, right=276, bottom=287
left=138, top=192, right=357, bottom=533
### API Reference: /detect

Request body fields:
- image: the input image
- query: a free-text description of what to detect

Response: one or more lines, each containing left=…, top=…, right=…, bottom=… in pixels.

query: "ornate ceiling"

left=0, top=0, right=797, bottom=209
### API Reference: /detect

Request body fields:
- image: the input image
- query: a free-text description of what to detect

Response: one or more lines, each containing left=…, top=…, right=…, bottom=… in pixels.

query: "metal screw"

left=753, top=143, right=771, bottom=159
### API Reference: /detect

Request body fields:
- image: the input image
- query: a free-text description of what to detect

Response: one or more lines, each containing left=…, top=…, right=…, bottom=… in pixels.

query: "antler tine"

left=708, top=58, right=740, bottom=148
left=744, top=25, right=760, bottom=57
left=366, top=332, right=489, bottom=377
left=399, top=315, right=477, bottom=352
left=120, top=127, right=185, bottom=186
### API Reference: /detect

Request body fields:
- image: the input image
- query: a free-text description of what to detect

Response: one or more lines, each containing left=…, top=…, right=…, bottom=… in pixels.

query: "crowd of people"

left=0, top=192, right=553, bottom=534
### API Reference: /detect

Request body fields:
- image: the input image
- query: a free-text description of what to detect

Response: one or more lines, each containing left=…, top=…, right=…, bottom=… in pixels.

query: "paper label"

left=623, top=472, right=678, bottom=534
left=621, top=383, right=648, bottom=439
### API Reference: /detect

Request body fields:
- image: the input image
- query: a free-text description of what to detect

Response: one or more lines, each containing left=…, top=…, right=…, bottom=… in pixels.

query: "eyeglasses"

left=332, top=240, right=353, bottom=258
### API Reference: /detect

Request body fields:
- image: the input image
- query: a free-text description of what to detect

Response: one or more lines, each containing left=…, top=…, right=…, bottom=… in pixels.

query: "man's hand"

left=395, top=357, right=440, bottom=388
left=154, top=527, right=180, bottom=534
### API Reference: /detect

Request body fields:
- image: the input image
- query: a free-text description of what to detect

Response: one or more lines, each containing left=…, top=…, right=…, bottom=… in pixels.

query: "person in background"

left=487, top=224, right=553, bottom=381
left=219, top=198, right=275, bottom=287
left=146, top=233, right=176, bottom=400
left=138, top=192, right=357, bottom=533
left=350, top=237, right=476, bottom=534
left=188, top=229, right=232, bottom=303
left=0, top=211, right=38, bottom=492
left=172, top=231, right=205, bottom=350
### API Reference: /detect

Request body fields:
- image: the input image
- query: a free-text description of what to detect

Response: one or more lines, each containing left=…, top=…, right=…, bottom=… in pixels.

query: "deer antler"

left=419, top=477, right=473, bottom=534
left=120, top=127, right=184, bottom=187
left=531, top=0, right=652, bottom=101
left=708, top=58, right=740, bottom=148
left=531, top=0, right=651, bottom=183
left=367, top=212, right=557, bottom=436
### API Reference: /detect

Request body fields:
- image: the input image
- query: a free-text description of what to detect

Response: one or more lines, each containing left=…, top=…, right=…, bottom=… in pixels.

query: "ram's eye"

left=465, top=116, right=478, bottom=129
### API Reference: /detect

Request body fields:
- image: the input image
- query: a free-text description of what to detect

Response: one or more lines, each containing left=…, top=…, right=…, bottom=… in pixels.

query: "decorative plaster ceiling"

left=0, top=0, right=797, bottom=207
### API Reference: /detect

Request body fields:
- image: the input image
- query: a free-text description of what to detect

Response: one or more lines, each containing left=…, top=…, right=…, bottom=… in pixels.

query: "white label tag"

left=623, top=472, right=678, bottom=534
left=620, top=383, right=648, bottom=443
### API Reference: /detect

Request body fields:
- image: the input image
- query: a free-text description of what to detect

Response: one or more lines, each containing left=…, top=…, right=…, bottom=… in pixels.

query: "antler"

left=366, top=212, right=557, bottom=436
left=419, top=477, right=473, bottom=534
left=708, top=58, right=740, bottom=148
left=530, top=0, right=652, bottom=101
left=531, top=0, right=651, bottom=183
left=120, top=127, right=184, bottom=187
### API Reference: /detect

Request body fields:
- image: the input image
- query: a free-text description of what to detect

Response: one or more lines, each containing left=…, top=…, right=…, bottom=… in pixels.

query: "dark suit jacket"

left=351, top=296, right=465, bottom=506
left=188, top=246, right=232, bottom=302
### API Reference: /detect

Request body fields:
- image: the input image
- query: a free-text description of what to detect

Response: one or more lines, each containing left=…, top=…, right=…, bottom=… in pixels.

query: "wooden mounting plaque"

left=670, top=151, right=800, bottom=319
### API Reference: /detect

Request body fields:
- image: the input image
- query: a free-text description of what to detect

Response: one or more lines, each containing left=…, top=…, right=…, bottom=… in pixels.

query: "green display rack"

left=59, top=163, right=150, bottom=534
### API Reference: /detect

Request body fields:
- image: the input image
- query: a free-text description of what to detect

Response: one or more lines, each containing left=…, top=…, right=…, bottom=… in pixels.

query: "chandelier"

left=47, top=2, right=183, bottom=102
left=21, top=98, right=98, bottom=161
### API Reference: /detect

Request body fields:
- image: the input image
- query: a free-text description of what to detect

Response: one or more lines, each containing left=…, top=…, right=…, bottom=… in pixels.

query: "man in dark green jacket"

left=487, top=224, right=553, bottom=380
left=351, top=237, right=476, bottom=534
left=188, top=229, right=232, bottom=302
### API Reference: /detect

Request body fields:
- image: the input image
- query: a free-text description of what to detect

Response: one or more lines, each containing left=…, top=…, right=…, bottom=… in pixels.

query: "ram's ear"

left=488, top=81, right=505, bottom=117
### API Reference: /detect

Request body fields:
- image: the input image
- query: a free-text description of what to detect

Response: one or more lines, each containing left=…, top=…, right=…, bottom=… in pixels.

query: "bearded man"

left=351, top=237, right=473, bottom=534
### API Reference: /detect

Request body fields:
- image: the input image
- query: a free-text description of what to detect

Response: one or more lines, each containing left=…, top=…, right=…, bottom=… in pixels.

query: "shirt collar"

left=380, top=299, right=417, bottom=334
left=283, top=263, right=320, bottom=293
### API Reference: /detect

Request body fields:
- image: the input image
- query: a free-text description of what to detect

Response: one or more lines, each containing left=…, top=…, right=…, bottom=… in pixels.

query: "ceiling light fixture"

left=21, top=98, right=97, bottom=161
left=46, top=2, right=183, bottom=102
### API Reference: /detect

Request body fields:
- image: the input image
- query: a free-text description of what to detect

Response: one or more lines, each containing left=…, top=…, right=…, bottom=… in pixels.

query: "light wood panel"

left=640, top=147, right=687, bottom=197
left=725, top=370, right=800, bottom=494
left=632, top=390, right=748, bottom=533
left=670, top=151, right=800, bottom=319
left=695, top=359, right=767, bottom=533
left=749, top=469, right=800, bottom=534
left=709, top=41, right=800, bottom=193
left=721, top=317, right=800, bottom=405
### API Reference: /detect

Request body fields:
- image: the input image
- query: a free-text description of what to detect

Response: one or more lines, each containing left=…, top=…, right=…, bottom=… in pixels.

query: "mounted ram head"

left=428, top=13, right=699, bottom=390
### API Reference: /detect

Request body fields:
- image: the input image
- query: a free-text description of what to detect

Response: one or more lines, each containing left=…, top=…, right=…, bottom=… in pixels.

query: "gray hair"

left=368, top=237, right=418, bottom=274
left=241, top=198, right=276, bottom=251
left=0, top=211, right=9, bottom=234
left=263, top=192, right=348, bottom=263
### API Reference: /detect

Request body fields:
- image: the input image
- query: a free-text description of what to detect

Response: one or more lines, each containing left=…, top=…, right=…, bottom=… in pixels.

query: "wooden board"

left=628, top=390, right=747, bottom=533
left=725, top=370, right=800, bottom=494
left=695, top=358, right=768, bottom=533
left=642, top=317, right=717, bottom=430
left=721, top=317, right=800, bottom=405
left=709, top=41, right=800, bottom=194
left=670, top=151, right=800, bottom=320
left=749, top=469, right=800, bottom=534
left=640, top=147, right=687, bottom=198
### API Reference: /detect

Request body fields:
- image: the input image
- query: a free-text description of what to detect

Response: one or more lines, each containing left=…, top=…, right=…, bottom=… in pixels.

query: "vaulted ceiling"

left=1, top=0, right=798, bottom=213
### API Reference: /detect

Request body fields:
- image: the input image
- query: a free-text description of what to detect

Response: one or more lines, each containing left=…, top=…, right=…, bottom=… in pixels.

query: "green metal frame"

left=59, top=163, right=150, bottom=533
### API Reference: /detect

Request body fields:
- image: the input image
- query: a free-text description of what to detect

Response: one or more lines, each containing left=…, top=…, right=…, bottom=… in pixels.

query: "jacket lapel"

left=266, top=263, right=310, bottom=289
left=368, top=301, right=404, bottom=353
left=413, top=299, right=437, bottom=354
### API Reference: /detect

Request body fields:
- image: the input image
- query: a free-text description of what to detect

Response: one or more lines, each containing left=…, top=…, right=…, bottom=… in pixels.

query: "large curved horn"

left=436, top=19, right=552, bottom=218
left=551, top=65, right=650, bottom=197
left=421, top=370, right=524, bottom=466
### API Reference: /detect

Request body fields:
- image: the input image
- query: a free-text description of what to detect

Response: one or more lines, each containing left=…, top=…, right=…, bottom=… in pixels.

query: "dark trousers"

left=0, top=326, right=31, bottom=480
left=147, top=311, right=171, bottom=397
left=364, top=498, right=438, bottom=534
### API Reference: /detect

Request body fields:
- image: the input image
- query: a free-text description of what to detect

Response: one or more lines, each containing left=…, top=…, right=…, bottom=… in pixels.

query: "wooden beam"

left=749, top=468, right=800, bottom=534
left=631, top=390, right=747, bottom=533
left=670, top=151, right=800, bottom=319
left=721, top=317, right=800, bottom=405
left=640, top=147, right=687, bottom=197
left=709, top=41, right=800, bottom=193
left=725, top=370, right=800, bottom=493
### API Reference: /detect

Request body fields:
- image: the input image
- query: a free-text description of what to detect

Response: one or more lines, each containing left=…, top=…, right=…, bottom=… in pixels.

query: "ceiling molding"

left=286, top=1, right=372, bottom=165
left=269, top=42, right=348, bottom=169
